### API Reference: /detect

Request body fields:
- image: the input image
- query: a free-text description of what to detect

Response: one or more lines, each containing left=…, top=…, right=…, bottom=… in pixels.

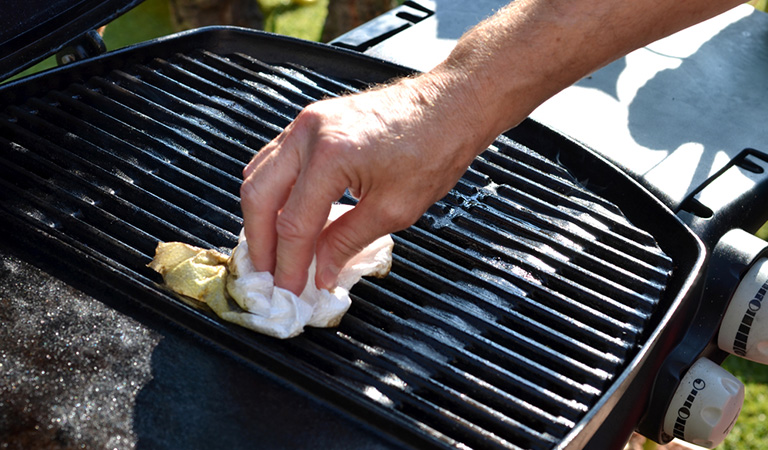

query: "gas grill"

left=3, top=1, right=768, bottom=449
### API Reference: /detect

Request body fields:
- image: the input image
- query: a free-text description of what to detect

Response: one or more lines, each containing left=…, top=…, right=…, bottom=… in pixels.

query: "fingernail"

left=319, top=265, right=340, bottom=290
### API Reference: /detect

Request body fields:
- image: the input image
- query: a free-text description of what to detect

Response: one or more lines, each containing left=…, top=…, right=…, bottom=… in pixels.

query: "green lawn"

left=260, top=0, right=329, bottom=40
left=7, top=1, right=768, bottom=447
left=718, top=356, right=768, bottom=449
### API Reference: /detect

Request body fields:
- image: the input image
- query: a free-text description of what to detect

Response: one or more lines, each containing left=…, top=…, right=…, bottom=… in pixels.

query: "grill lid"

left=0, top=0, right=142, bottom=81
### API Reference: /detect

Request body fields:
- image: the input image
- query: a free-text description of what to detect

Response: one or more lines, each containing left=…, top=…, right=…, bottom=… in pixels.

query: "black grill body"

left=0, top=28, right=706, bottom=449
left=0, top=0, right=143, bottom=80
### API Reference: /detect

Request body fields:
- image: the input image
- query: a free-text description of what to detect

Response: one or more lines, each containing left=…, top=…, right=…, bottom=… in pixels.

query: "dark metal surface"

left=0, top=27, right=704, bottom=449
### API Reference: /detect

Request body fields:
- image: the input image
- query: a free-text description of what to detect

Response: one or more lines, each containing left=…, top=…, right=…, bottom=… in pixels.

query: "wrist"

left=397, top=67, right=507, bottom=160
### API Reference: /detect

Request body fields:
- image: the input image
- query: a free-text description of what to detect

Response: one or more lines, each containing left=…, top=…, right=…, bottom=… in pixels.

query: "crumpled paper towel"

left=148, top=204, right=394, bottom=339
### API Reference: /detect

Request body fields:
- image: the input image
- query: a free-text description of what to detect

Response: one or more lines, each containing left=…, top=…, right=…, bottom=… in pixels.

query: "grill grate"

left=0, top=43, right=672, bottom=450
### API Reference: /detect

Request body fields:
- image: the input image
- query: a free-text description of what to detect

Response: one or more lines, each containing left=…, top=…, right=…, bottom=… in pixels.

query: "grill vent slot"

left=0, top=47, right=673, bottom=450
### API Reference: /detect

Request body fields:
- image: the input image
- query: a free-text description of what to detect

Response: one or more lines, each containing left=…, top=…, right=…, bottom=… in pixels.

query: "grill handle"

left=677, top=148, right=768, bottom=251
left=640, top=148, right=768, bottom=445
left=328, top=1, right=433, bottom=52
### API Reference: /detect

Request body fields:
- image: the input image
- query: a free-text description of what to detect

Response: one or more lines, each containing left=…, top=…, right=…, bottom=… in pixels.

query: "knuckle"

left=274, top=212, right=309, bottom=243
left=242, top=155, right=260, bottom=180
left=239, top=178, right=258, bottom=201
left=324, top=228, right=364, bottom=260
left=295, top=102, right=326, bottom=127
left=377, top=202, right=418, bottom=231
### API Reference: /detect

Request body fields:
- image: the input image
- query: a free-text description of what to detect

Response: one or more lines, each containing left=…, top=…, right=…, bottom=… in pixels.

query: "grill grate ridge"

left=381, top=243, right=617, bottom=386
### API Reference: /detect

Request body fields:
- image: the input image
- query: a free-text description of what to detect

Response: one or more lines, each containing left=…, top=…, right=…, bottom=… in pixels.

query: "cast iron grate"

left=0, top=45, right=672, bottom=449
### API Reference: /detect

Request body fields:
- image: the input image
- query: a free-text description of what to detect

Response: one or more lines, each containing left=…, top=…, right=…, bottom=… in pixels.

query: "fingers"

left=240, top=131, right=302, bottom=275
left=241, top=89, right=436, bottom=295
left=314, top=198, right=417, bottom=290
left=243, top=128, right=289, bottom=180
left=242, top=109, right=354, bottom=295
left=271, top=144, right=350, bottom=294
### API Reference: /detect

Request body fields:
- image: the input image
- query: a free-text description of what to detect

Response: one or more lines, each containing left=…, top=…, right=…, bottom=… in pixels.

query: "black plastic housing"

left=0, top=0, right=142, bottom=81
left=636, top=149, right=768, bottom=443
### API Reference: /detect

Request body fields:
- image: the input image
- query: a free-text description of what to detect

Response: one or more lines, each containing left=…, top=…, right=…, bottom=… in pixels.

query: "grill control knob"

left=662, top=358, right=744, bottom=448
left=718, top=257, right=768, bottom=363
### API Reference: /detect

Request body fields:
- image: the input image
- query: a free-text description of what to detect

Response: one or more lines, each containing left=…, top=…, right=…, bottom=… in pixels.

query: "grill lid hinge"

left=55, top=29, right=107, bottom=66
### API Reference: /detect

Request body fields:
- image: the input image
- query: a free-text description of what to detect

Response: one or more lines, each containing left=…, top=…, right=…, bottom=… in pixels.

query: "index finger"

left=240, top=137, right=301, bottom=275
left=272, top=145, right=351, bottom=294
left=243, top=128, right=289, bottom=180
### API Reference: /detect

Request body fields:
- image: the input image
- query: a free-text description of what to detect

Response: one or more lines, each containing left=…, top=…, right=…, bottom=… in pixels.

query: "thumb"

left=314, top=201, right=415, bottom=290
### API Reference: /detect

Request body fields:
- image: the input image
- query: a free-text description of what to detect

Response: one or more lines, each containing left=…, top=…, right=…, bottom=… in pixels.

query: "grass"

left=6, top=1, right=768, bottom=447
left=751, top=0, right=768, bottom=12
left=719, top=356, right=768, bottom=449
left=260, top=0, right=329, bottom=41
left=101, top=0, right=176, bottom=48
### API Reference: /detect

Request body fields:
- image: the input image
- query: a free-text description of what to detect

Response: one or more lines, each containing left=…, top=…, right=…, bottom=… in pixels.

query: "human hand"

left=240, top=0, right=749, bottom=296
left=240, top=72, right=495, bottom=295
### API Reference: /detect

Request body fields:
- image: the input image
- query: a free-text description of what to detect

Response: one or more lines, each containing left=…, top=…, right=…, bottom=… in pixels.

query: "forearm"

left=240, top=0, right=744, bottom=294
left=423, top=0, right=744, bottom=146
